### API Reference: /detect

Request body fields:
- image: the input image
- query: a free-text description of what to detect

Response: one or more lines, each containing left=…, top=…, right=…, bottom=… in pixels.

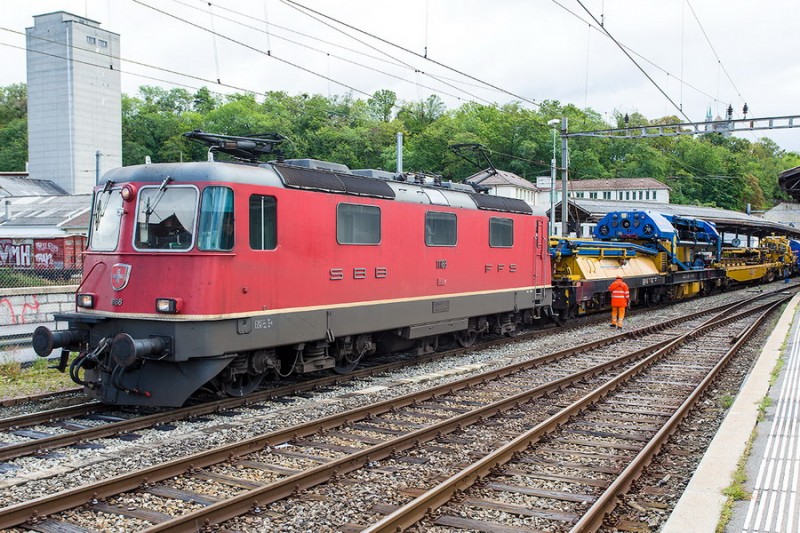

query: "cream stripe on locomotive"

left=75, top=284, right=554, bottom=322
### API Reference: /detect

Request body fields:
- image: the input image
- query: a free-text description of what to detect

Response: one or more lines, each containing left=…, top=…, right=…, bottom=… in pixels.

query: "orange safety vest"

left=609, top=279, right=630, bottom=307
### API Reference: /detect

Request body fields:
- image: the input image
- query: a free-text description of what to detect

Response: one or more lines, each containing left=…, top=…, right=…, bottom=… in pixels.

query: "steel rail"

left=361, top=293, right=791, bottom=533
left=0, top=294, right=730, bottom=463
left=0, top=387, right=82, bottom=408
left=0, top=402, right=105, bottom=432
left=571, top=295, right=790, bottom=532
left=140, top=339, right=676, bottom=532
left=0, top=287, right=775, bottom=440
left=0, top=318, right=587, bottom=462
left=0, top=319, right=686, bottom=529
left=0, top=293, right=782, bottom=529
left=0, top=314, right=601, bottom=455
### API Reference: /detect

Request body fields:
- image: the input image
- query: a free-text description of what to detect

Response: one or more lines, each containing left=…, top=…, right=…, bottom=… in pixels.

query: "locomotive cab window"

left=489, top=217, right=514, bottom=247
left=337, top=203, right=380, bottom=245
left=198, top=186, right=235, bottom=251
left=89, top=188, right=124, bottom=251
left=249, top=194, right=277, bottom=250
left=425, top=211, right=457, bottom=246
left=134, top=186, right=198, bottom=251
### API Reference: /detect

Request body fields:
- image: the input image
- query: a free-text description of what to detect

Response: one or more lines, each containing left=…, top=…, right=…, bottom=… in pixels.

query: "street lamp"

left=547, top=119, right=560, bottom=236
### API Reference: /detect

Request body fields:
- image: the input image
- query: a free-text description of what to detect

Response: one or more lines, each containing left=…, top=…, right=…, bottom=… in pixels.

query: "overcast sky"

left=3, top=0, right=800, bottom=153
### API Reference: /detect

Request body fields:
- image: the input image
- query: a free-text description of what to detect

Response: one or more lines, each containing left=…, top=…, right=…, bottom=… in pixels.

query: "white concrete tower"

left=26, top=12, right=121, bottom=194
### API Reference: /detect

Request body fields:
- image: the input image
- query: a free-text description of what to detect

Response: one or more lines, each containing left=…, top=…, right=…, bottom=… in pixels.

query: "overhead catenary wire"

left=550, top=0, right=722, bottom=110
left=167, top=0, right=472, bottom=103
left=207, top=2, right=222, bottom=84
left=181, top=0, right=515, bottom=96
left=575, top=0, right=692, bottom=123
left=175, top=0, right=406, bottom=70
left=276, top=0, right=495, bottom=106
left=130, top=0, right=373, bottom=98
left=280, top=0, right=541, bottom=108
left=0, top=30, right=266, bottom=96
left=685, top=0, right=747, bottom=113
left=0, top=39, right=242, bottom=98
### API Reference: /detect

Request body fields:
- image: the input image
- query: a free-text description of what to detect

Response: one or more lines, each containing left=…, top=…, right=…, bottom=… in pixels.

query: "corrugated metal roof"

left=0, top=194, right=91, bottom=232
left=0, top=176, right=69, bottom=197
left=763, top=202, right=800, bottom=226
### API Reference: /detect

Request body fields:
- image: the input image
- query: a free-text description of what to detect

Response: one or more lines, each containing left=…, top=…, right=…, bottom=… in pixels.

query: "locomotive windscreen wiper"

left=92, top=179, right=115, bottom=231
left=144, top=175, right=172, bottom=219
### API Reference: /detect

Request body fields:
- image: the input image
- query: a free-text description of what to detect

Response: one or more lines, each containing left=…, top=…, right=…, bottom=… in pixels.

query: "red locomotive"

left=32, top=132, right=553, bottom=407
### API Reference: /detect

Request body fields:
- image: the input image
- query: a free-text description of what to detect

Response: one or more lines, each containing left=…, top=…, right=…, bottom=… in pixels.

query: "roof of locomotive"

left=101, top=160, right=547, bottom=216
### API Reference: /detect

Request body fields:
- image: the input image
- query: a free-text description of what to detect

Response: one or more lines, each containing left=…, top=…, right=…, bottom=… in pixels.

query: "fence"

left=0, top=266, right=82, bottom=288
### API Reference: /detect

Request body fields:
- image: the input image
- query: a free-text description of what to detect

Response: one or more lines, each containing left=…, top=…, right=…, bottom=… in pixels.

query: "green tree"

left=367, top=89, right=397, bottom=122
left=0, top=84, right=27, bottom=170
left=0, top=83, right=26, bottom=124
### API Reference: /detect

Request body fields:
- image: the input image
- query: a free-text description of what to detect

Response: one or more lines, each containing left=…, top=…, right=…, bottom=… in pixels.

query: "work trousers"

left=611, top=305, right=626, bottom=327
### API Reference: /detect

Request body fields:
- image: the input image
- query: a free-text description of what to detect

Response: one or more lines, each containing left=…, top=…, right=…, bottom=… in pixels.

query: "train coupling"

left=32, top=326, right=87, bottom=358
left=110, top=333, right=170, bottom=368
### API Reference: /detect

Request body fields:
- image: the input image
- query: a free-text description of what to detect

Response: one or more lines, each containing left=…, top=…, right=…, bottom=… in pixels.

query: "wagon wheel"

left=223, top=372, right=265, bottom=397
left=543, top=306, right=565, bottom=327
left=455, top=329, right=478, bottom=348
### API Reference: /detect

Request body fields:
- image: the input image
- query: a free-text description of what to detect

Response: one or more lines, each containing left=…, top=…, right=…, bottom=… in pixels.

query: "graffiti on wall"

left=0, top=295, right=42, bottom=325
left=0, top=239, right=33, bottom=267
left=0, top=237, right=85, bottom=269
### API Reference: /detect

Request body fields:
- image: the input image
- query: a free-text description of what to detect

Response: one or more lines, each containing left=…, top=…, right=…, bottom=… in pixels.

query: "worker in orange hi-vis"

left=608, top=275, right=630, bottom=329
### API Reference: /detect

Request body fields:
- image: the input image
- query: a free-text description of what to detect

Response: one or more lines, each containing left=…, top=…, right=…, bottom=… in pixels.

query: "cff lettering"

left=484, top=263, right=517, bottom=273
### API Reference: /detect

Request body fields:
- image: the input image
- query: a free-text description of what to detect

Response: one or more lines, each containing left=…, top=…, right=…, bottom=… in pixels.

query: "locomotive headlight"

left=76, top=293, right=95, bottom=309
left=156, top=298, right=182, bottom=314
left=121, top=184, right=137, bottom=202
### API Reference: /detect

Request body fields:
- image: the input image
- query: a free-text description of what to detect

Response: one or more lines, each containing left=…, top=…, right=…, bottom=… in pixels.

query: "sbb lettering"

left=330, top=267, right=389, bottom=280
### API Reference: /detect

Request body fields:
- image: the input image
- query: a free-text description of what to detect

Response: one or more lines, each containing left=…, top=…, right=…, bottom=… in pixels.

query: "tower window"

left=86, top=36, right=96, bottom=44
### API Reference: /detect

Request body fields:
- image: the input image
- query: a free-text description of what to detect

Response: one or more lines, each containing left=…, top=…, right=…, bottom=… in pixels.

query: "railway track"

left=0, top=288, right=761, bottom=462
left=0, top=315, right=608, bottom=464
left=0, top=388, right=84, bottom=409
left=0, top=289, right=789, bottom=532
left=0, top=291, right=752, bottom=467
left=368, top=293, right=791, bottom=532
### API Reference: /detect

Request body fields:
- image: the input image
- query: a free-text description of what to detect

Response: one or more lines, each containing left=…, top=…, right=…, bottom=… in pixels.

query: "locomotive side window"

left=89, top=189, right=123, bottom=251
left=489, top=217, right=514, bottom=247
left=249, top=194, right=277, bottom=250
left=133, top=186, right=198, bottom=251
left=198, top=187, right=235, bottom=251
left=337, top=203, right=380, bottom=245
left=425, top=211, right=457, bottom=246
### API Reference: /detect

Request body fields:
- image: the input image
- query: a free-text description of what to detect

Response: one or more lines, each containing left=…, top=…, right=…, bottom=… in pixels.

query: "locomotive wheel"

left=333, top=358, right=360, bottom=374
left=455, top=329, right=478, bottom=348
left=333, top=334, right=372, bottom=374
left=223, top=372, right=265, bottom=397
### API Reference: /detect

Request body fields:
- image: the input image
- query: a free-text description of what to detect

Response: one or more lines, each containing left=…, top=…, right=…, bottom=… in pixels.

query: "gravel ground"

left=0, top=284, right=789, bottom=528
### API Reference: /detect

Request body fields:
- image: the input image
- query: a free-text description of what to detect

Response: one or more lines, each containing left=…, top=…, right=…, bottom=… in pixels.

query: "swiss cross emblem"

left=111, top=263, right=131, bottom=291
